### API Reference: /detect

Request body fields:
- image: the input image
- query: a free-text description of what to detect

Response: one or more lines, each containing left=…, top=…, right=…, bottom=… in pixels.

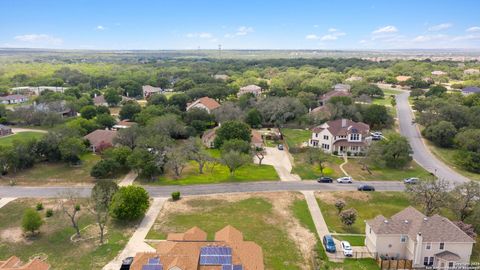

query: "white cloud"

left=328, top=28, right=338, bottom=32
left=359, top=40, right=367, bottom=44
left=186, top=32, right=213, bottom=38
left=14, top=34, right=63, bottom=45
left=96, top=25, right=106, bottom=31
left=235, top=26, right=254, bottom=36
left=428, top=23, right=452, bottom=31
left=466, top=26, right=480, bottom=32
left=412, top=34, right=448, bottom=42
left=306, top=28, right=345, bottom=42
left=305, top=34, right=320, bottom=40
left=452, top=34, right=480, bottom=41
left=372, top=25, right=398, bottom=34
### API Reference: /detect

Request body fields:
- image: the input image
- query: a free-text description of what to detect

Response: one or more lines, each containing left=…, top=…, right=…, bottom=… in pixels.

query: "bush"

left=333, top=151, right=338, bottom=156
left=171, top=191, right=181, bottom=201
left=36, top=203, right=44, bottom=211
left=46, top=209, right=53, bottom=218
left=22, top=208, right=43, bottom=234
left=90, top=159, right=121, bottom=179
left=339, top=208, right=358, bottom=227
left=110, top=186, right=150, bottom=221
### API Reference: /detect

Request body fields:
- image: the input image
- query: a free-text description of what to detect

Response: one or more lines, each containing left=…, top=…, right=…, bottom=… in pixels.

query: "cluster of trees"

left=415, top=89, right=480, bottom=172
left=334, top=199, right=358, bottom=227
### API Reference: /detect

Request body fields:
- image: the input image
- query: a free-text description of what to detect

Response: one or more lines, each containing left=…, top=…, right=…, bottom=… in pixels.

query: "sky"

left=1, top=0, right=480, bottom=50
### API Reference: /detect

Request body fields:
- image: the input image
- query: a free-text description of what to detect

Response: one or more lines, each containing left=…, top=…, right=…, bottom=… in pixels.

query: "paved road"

left=396, top=91, right=469, bottom=184
left=0, top=181, right=405, bottom=198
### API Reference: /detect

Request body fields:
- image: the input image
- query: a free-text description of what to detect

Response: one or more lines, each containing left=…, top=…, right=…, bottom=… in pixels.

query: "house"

left=142, top=85, right=163, bottom=99
left=31, top=101, right=75, bottom=118
left=464, top=68, right=480, bottom=75
left=308, top=119, right=370, bottom=154
left=130, top=225, right=264, bottom=270
left=461, top=86, right=480, bottom=95
left=202, top=128, right=264, bottom=149
left=333, top=83, right=351, bottom=92
left=318, top=90, right=351, bottom=106
left=238, top=85, right=262, bottom=97
left=84, top=129, right=117, bottom=152
left=11, top=86, right=67, bottom=95
left=396, top=75, right=412, bottom=83
left=186, top=97, right=221, bottom=113
left=0, top=256, right=50, bottom=270
left=93, top=95, right=108, bottom=106
left=0, top=94, right=28, bottom=105
left=366, top=207, right=475, bottom=269
left=0, top=125, right=12, bottom=137
left=431, top=70, right=447, bottom=76
left=112, top=120, right=136, bottom=130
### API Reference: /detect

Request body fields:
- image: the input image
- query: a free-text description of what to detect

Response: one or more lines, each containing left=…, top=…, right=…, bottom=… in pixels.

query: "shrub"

left=90, top=159, right=121, bottom=179
left=46, top=209, right=53, bottom=218
left=333, top=151, right=338, bottom=156
left=171, top=191, right=181, bottom=201
left=339, top=208, right=358, bottom=227
left=110, top=186, right=150, bottom=221
left=22, top=208, right=43, bottom=234
left=36, top=203, right=44, bottom=211
left=335, top=199, right=346, bottom=214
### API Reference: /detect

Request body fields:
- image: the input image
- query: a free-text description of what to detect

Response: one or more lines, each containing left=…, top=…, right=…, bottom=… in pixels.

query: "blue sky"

left=1, top=0, right=480, bottom=50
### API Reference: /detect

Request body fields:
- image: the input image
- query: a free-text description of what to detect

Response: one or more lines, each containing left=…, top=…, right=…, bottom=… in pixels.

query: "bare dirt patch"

left=0, top=227, right=29, bottom=244
left=316, top=191, right=371, bottom=204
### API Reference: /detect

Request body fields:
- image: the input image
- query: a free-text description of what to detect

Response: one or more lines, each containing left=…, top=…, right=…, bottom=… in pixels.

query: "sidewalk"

left=118, top=171, right=138, bottom=186
left=0, top=198, right=16, bottom=209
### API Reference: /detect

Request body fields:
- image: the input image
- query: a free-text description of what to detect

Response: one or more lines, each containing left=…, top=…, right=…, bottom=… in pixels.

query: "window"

left=350, top=133, right=360, bottom=141
left=440, top=242, right=444, bottom=250
left=423, top=257, right=429, bottom=266
left=369, top=228, right=372, bottom=234
left=323, top=135, right=329, bottom=140
left=315, top=133, right=318, bottom=138
left=426, top=243, right=431, bottom=250
left=448, top=262, right=454, bottom=268
left=429, top=257, right=434, bottom=266
left=400, top=235, right=407, bottom=243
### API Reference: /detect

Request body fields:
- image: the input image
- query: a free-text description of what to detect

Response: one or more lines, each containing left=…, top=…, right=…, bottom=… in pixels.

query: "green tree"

left=147, top=93, right=168, bottom=106
left=214, top=121, right=251, bottom=148
left=91, top=159, right=121, bottom=179
left=184, top=137, right=212, bottom=174
left=80, top=105, right=97, bottom=120
left=22, top=208, right=43, bottom=235
left=59, top=137, right=86, bottom=164
left=448, top=181, right=480, bottom=221
left=245, top=108, right=263, bottom=128
left=362, top=104, right=393, bottom=129
left=168, top=93, right=190, bottom=110
left=220, top=150, right=250, bottom=176
left=339, top=208, right=357, bottom=227
left=406, top=177, right=449, bottom=216
left=127, top=148, right=161, bottom=180
left=221, top=139, right=251, bottom=154
left=119, top=101, right=142, bottom=120
left=367, top=133, right=412, bottom=168
left=96, top=105, right=110, bottom=115
left=90, top=180, right=118, bottom=244
left=426, top=85, right=447, bottom=97
left=96, top=114, right=116, bottom=129
left=422, top=121, right=457, bottom=147
left=104, top=88, right=122, bottom=106
left=110, top=186, right=150, bottom=221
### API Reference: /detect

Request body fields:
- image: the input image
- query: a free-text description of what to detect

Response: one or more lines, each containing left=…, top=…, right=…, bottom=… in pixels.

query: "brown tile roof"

left=187, top=97, right=221, bottom=111
left=367, top=206, right=475, bottom=243
left=142, top=85, right=162, bottom=95
left=0, top=256, right=50, bottom=270
left=84, top=129, right=117, bottom=149
left=312, top=119, right=369, bottom=136
left=167, top=226, right=207, bottom=241
left=93, top=95, right=106, bottom=105
left=320, top=90, right=351, bottom=102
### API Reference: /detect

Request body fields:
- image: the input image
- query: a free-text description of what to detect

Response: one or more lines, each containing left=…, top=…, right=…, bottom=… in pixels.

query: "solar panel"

left=199, top=246, right=233, bottom=265
left=141, top=265, right=163, bottom=270
left=233, top=265, right=243, bottom=270
left=148, top=258, right=160, bottom=264
left=222, top=265, right=232, bottom=270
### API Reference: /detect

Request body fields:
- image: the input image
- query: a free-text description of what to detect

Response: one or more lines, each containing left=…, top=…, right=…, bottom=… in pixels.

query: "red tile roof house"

left=84, top=129, right=118, bottom=153
left=186, top=97, right=221, bottom=114
left=0, top=256, right=50, bottom=270
left=366, top=207, right=475, bottom=269
left=0, top=94, right=29, bottom=105
left=308, top=119, right=370, bottom=155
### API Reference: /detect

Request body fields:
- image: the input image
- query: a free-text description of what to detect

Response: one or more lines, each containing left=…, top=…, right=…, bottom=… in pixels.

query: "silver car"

left=336, top=176, right=353, bottom=183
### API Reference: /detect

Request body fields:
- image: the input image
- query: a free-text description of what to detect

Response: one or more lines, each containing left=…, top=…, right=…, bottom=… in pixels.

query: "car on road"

left=341, top=241, right=353, bottom=257
left=277, top=144, right=284, bottom=150
left=336, top=176, right=353, bottom=183
left=357, top=184, right=375, bottom=191
left=120, top=257, right=134, bottom=270
left=323, top=235, right=336, bottom=253
left=317, top=176, right=333, bottom=183
left=404, top=177, right=419, bottom=184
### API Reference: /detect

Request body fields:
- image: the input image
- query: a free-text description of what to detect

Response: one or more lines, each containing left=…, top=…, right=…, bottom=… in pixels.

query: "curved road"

left=0, top=181, right=405, bottom=198
left=396, top=91, right=469, bottom=184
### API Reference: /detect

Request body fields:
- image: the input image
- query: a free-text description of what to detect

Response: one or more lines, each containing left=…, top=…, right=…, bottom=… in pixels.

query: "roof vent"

left=384, top=220, right=389, bottom=224
left=404, top=220, right=409, bottom=224
left=423, top=217, right=428, bottom=222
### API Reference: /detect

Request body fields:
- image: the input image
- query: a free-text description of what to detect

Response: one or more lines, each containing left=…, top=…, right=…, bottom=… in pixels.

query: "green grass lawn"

left=281, top=128, right=311, bottom=149
left=0, top=132, right=45, bottom=147
left=291, top=152, right=343, bottom=180
left=316, top=191, right=411, bottom=234
left=0, top=199, right=136, bottom=270
left=1, top=153, right=102, bottom=185
left=344, top=159, right=430, bottom=181
left=147, top=196, right=306, bottom=270
left=333, top=235, right=366, bottom=246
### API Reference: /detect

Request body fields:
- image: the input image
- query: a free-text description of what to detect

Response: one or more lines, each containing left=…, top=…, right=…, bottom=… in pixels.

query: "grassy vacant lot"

left=291, top=152, right=343, bottom=180
left=1, top=153, right=102, bottom=185
left=344, top=159, right=430, bottom=181
left=0, top=132, right=45, bottom=146
left=147, top=193, right=313, bottom=270
left=0, top=199, right=136, bottom=270
left=281, top=128, right=311, bottom=149
left=426, top=141, right=480, bottom=181
left=316, top=191, right=411, bottom=234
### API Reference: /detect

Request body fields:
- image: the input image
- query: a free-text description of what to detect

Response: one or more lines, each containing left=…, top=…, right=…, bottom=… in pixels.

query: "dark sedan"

left=357, top=184, right=375, bottom=191
left=317, top=176, right=333, bottom=183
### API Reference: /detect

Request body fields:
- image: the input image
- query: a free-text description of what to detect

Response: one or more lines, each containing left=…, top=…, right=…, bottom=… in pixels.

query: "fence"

left=377, top=258, right=413, bottom=270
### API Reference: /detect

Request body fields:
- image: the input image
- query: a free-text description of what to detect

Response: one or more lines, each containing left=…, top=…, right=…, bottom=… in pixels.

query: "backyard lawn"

left=0, top=132, right=45, bottom=146
left=0, top=199, right=136, bottom=270
left=333, top=235, right=366, bottom=246
left=147, top=193, right=312, bottom=270
left=281, top=128, right=311, bottom=149
left=0, top=153, right=103, bottom=185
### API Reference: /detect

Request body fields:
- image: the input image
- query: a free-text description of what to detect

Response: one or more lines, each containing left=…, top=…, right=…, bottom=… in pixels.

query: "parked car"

left=341, top=241, right=353, bottom=257
left=404, top=177, right=419, bottom=184
left=357, top=184, right=375, bottom=191
left=120, top=257, right=134, bottom=270
left=277, top=144, right=284, bottom=150
left=317, top=176, right=333, bottom=183
left=336, top=176, right=353, bottom=183
left=323, top=235, right=336, bottom=253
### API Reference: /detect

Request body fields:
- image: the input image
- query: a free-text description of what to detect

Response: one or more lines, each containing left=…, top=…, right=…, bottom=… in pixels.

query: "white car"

left=336, top=176, right=353, bottom=183
left=341, top=241, right=353, bottom=257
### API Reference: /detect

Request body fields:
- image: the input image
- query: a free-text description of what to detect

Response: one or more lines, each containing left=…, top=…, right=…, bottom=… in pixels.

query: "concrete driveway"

left=255, top=147, right=301, bottom=181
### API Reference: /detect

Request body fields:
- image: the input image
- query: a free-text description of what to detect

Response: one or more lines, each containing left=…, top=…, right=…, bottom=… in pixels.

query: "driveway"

left=396, top=92, right=469, bottom=184
left=256, top=147, right=301, bottom=181
left=11, top=127, right=48, bottom=134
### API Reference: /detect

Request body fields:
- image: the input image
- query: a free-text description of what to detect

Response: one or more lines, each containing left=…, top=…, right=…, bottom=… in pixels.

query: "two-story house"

left=366, top=207, right=475, bottom=269
left=308, top=119, right=370, bottom=154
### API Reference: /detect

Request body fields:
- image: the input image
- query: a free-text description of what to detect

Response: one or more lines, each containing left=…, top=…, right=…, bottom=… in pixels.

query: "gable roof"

left=240, top=85, right=261, bottom=92
left=0, top=256, right=50, bottom=270
left=367, top=206, right=475, bottom=243
left=312, top=119, right=369, bottom=136
left=0, top=124, right=11, bottom=130
left=84, top=129, right=117, bottom=148
left=320, top=90, right=351, bottom=101
left=93, top=95, right=106, bottom=105
left=187, top=97, right=221, bottom=111
left=142, top=85, right=162, bottom=94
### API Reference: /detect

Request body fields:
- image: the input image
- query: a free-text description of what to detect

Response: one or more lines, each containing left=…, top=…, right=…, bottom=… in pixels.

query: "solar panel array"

left=199, top=246, right=233, bottom=265
left=222, top=264, right=244, bottom=270
left=141, top=257, right=163, bottom=270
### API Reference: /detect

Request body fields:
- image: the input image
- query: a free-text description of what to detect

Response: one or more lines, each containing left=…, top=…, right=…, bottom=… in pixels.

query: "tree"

left=91, top=159, right=121, bottom=179
left=147, top=93, right=168, bottom=106
left=96, top=114, right=116, bottom=129
left=168, top=93, right=189, bottom=110
left=127, top=148, right=161, bottom=180
left=422, top=121, right=457, bottom=147
left=253, top=147, right=265, bottom=165
left=90, top=180, right=118, bottom=244
left=245, top=108, right=263, bottom=128
left=110, top=186, right=150, bottom=221
left=426, top=85, right=447, bottom=97
left=104, top=88, right=122, bottom=106
left=448, top=181, right=480, bottom=221
left=339, top=208, right=357, bottom=227
left=214, top=121, right=251, bottom=148
left=221, top=139, right=251, bottom=155
left=410, top=89, right=425, bottom=99
left=80, top=105, right=97, bottom=120
left=59, top=137, right=86, bottom=164
left=148, top=114, right=187, bottom=139
left=452, top=221, right=477, bottom=239
left=367, top=134, right=412, bottom=168
left=102, top=146, right=132, bottom=167
left=305, top=148, right=328, bottom=176
left=256, top=97, right=307, bottom=125
left=362, top=104, right=393, bottom=129
left=405, top=177, right=449, bottom=216
left=351, top=83, right=384, bottom=98
left=220, top=150, right=250, bottom=176
left=114, top=125, right=140, bottom=149
left=165, top=145, right=189, bottom=178
left=59, top=192, right=82, bottom=237
left=119, top=101, right=142, bottom=120
left=22, top=208, right=43, bottom=235
left=213, top=102, right=244, bottom=123
left=335, top=199, right=346, bottom=214
left=185, top=138, right=212, bottom=174
left=96, top=105, right=110, bottom=115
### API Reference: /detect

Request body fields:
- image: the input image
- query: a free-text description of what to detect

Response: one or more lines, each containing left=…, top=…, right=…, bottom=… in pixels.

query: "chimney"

left=341, top=119, right=347, bottom=127
left=414, top=233, right=423, bottom=266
